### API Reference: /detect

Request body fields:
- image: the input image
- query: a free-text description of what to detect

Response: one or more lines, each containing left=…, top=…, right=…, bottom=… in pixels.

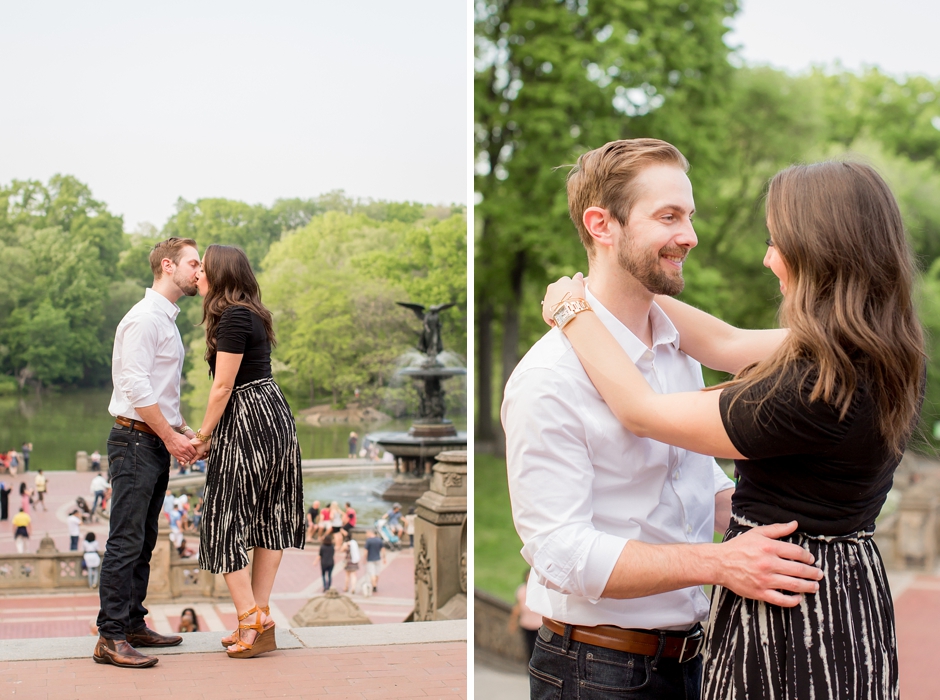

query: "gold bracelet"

left=194, top=429, right=212, bottom=443
left=178, top=425, right=194, bottom=435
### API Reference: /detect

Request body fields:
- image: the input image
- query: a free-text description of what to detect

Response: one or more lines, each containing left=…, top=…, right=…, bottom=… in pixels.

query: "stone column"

left=147, top=517, right=173, bottom=600
left=413, top=450, right=467, bottom=621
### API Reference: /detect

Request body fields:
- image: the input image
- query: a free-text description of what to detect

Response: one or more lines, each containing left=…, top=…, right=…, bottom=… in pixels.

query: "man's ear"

left=161, top=257, right=175, bottom=276
left=583, top=207, right=617, bottom=250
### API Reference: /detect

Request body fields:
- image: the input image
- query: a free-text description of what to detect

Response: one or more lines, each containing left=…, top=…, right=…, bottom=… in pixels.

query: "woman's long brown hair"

left=721, top=161, right=925, bottom=456
left=201, top=244, right=276, bottom=366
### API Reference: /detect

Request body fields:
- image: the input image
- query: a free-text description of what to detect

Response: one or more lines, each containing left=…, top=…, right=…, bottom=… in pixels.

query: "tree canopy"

left=0, top=180, right=466, bottom=417
left=475, top=0, right=940, bottom=448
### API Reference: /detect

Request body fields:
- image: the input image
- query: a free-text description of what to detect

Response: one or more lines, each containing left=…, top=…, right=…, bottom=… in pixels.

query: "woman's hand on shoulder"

left=542, top=272, right=587, bottom=326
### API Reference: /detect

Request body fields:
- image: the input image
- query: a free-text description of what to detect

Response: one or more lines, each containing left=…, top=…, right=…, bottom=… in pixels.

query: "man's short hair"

left=149, top=237, right=198, bottom=278
left=566, top=139, right=689, bottom=257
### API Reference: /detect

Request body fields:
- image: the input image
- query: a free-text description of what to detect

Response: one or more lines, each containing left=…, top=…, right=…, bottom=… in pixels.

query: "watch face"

left=553, top=305, right=574, bottom=328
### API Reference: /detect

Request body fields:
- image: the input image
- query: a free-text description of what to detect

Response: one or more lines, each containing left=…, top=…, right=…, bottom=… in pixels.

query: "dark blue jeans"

left=322, top=565, right=332, bottom=590
left=96, top=425, right=169, bottom=641
left=529, top=625, right=702, bottom=700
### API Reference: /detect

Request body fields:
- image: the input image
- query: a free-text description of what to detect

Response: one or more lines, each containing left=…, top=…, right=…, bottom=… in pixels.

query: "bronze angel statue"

left=396, top=302, right=456, bottom=358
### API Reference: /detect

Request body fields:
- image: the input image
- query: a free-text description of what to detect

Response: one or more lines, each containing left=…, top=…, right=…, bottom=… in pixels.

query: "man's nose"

left=676, top=218, right=697, bottom=249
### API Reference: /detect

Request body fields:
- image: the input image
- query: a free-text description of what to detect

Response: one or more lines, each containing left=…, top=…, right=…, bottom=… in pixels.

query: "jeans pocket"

left=529, top=663, right=564, bottom=700
left=582, top=648, right=651, bottom=695
left=106, top=438, right=131, bottom=480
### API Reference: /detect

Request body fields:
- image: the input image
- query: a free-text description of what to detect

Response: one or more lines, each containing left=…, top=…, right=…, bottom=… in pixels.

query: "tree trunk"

left=476, top=300, right=494, bottom=442
left=501, top=250, right=526, bottom=392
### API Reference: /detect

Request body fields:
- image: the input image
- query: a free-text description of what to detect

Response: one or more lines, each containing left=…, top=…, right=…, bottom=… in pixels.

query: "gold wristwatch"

left=552, top=298, right=592, bottom=330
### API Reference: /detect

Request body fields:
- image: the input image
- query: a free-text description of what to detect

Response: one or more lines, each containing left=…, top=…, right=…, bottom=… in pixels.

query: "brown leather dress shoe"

left=126, top=627, right=183, bottom=648
left=93, top=637, right=159, bottom=668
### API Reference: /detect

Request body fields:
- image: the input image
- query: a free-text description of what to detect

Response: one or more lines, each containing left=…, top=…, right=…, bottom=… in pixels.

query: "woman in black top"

left=543, top=161, right=923, bottom=699
left=191, top=244, right=304, bottom=659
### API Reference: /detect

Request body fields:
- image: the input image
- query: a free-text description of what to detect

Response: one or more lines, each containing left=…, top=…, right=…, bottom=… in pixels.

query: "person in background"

left=404, top=507, right=417, bottom=548
left=0, top=482, right=9, bottom=521
left=306, top=500, right=321, bottom=542
left=178, top=608, right=199, bottom=633
left=385, top=503, right=404, bottom=538
left=9, top=451, right=20, bottom=474
left=343, top=502, right=356, bottom=534
left=18, top=482, right=32, bottom=515
left=508, top=570, right=542, bottom=660
left=341, top=530, right=360, bottom=594
left=162, top=489, right=174, bottom=522
left=90, top=449, right=101, bottom=472
left=316, top=505, right=333, bottom=538
left=191, top=497, right=204, bottom=532
left=364, top=530, right=386, bottom=593
left=177, top=538, right=196, bottom=558
left=89, top=473, right=110, bottom=520
left=68, top=509, right=82, bottom=551
left=329, top=501, right=343, bottom=534
left=319, top=533, right=335, bottom=591
left=33, top=470, right=47, bottom=512
left=21, top=443, right=31, bottom=473
left=347, top=432, right=358, bottom=459
left=84, top=532, right=101, bottom=588
left=169, top=503, right=183, bottom=548
left=12, top=507, right=30, bottom=553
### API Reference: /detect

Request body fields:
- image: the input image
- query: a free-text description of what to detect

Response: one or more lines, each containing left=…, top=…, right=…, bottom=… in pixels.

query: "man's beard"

left=173, top=269, right=198, bottom=297
left=617, top=237, right=686, bottom=296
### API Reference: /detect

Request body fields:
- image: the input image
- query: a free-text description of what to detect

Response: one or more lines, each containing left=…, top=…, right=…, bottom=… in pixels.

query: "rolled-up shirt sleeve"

left=503, top=366, right=628, bottom=602
left=115, top=318, right=158, bottom=408
left=712, top=460, right=734, bottom=494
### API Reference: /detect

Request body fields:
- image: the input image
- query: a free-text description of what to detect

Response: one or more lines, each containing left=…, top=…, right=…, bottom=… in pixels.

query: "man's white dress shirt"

left=108, top=288, right=185, bottom=427
left=502, top=286, right=734, bottom=631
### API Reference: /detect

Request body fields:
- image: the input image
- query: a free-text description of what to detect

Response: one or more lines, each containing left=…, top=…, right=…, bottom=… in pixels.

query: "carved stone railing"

left=0, top=535, right=87, bottom=592
left=0, top=526, right=229, bottom=599
left=413, top=450, right=467, bottom=621
left=148, top=520, right=229, bottom=600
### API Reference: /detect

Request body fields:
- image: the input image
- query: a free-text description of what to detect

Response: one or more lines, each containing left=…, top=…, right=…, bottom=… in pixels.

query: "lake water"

left=0, top=388, right=465, bottom=471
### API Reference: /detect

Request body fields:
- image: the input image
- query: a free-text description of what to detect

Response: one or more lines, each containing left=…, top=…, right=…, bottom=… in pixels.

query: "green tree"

left=475, top=0, right=740, bottom=442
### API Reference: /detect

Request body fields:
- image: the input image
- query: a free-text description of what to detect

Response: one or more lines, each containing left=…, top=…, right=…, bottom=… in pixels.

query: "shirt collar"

left=584, top=285, right=681, bottom=361
left=145, top=288, right=181, bottom=322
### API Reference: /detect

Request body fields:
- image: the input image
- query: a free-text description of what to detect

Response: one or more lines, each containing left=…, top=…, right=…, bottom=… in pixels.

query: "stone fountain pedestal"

left=413, top=450, right=467, bottom=621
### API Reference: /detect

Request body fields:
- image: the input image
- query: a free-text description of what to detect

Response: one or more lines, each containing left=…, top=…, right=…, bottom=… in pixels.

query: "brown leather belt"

left=114, top=416, right=159, bottom=437
left=542, top=618, right=704, bottom=663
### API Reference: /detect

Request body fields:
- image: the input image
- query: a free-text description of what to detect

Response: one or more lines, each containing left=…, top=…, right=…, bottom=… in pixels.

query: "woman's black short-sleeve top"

left=210, top=306, right=273, bottom=386
left=718, top=363, right=900, bottom=536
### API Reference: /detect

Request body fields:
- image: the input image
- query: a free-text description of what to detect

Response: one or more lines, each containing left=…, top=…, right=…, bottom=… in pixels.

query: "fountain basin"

left=367, top=429, right=468, bottom=500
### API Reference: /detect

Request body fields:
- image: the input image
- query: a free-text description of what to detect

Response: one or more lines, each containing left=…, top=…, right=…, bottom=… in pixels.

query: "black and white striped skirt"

left=702, top=514, right=898, bottom=700
left=198, top=377, right=305, bottom=574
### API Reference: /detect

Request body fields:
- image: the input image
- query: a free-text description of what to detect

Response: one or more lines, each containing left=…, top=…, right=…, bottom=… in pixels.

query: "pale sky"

left=728, top=0, right=940, bottom=79
left=0, top=1, right=468, bottom=231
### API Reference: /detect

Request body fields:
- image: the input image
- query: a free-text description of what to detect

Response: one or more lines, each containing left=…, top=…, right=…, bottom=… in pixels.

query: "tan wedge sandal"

left=221, top=605, right=270, bottom=648
left=226, top=606, right=277, bottom=659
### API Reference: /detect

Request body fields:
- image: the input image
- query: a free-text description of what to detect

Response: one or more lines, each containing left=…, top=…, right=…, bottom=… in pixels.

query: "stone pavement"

left=0, top=621, right=467, bottom=699
left=474, top=569, right=940, bottom=700
left=0, top=471, right=415, bottom=639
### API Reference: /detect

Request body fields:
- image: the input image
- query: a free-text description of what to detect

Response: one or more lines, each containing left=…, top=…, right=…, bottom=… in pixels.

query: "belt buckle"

left=678, top=629, right=704, bottom=663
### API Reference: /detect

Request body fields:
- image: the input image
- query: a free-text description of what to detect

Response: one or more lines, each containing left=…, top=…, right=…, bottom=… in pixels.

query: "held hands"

left=165, top=431, right=198, bottom=465
left=542, top=272, right=587, bottom=326
left=716, top=521, right=824, bottom=608
left=189, top=438, right=210, bottom=461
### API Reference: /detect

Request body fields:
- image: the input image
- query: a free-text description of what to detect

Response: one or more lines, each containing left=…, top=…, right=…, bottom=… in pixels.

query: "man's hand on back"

left=714, top=521, right=823, bottom=608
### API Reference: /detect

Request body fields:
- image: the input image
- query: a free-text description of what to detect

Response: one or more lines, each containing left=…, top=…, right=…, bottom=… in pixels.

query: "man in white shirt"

left=503, top=139, right=821, bottom=698
left=94, top=237, right=201, bottom=669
